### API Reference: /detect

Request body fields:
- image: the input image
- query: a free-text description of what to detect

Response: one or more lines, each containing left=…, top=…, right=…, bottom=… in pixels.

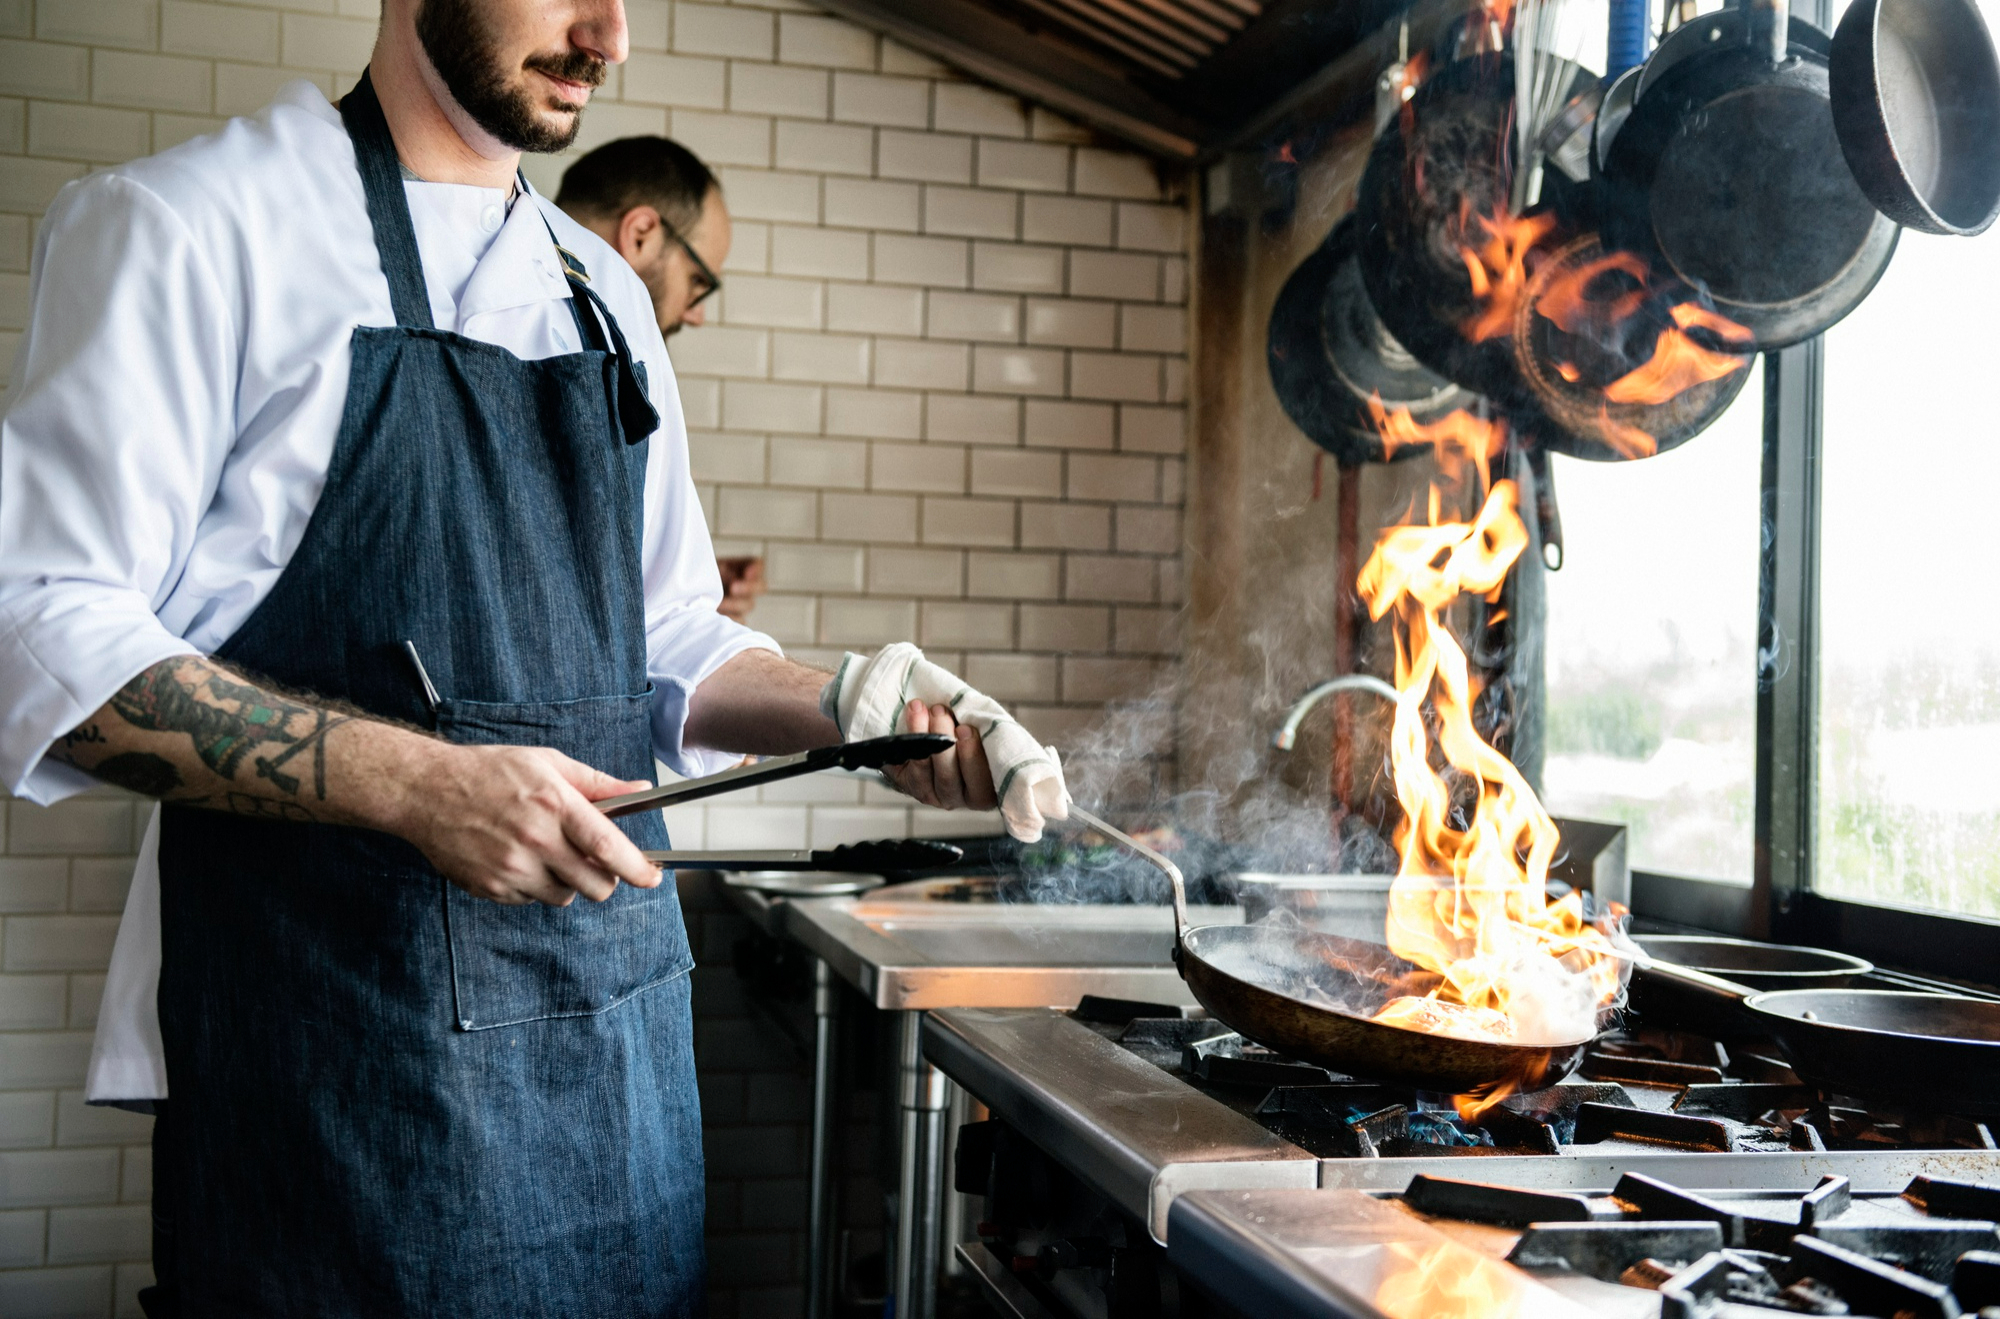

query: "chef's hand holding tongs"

left=596, top=644, right=1067, bottom=872
left=821, top=642, right=1072, bottom=842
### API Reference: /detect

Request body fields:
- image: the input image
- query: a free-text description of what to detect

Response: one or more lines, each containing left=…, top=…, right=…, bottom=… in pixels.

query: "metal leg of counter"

left=805, top=958, right=839, bottom=1319
left=892, top=1009, right=950, bottom=1319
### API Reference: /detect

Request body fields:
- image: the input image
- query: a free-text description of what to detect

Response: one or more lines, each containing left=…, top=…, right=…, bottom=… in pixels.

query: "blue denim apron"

left=154, top=70, right=705, bottom=1317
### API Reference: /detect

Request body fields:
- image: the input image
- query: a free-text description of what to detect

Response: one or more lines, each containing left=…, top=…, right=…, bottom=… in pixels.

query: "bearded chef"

left=0, top=0, right=1070, bottom=1312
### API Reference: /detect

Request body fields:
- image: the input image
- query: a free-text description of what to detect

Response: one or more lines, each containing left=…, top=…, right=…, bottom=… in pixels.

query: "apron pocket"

left=435, top=689, right=694, bottom=1031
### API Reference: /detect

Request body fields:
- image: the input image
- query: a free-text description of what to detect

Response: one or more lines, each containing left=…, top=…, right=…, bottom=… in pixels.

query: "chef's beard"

left=415, top=0, right=606, bottom=153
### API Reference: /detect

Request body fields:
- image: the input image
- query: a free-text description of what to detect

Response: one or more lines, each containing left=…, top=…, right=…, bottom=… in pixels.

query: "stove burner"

left=1616, top=1171, right=1749, bottom=1246
left=1403, top=1173, right=1594, bottom=1225
left=1574, top=1101, right=1734, bottom=1152
left=1412, top=1167, right=2000, bottom=1319
left=1183, top=1033, right=1342, bottom=1088
left=1957, top=1250, right=2000, bottom=1309
left=1083, top=1014, right=2000, bottom=1163
left=1911, top=1175, right=2000, bottom=1220
left=1507, top=1221, right=1724, bottom=1281
left=1582, top=1052, right=1727, bottom=1086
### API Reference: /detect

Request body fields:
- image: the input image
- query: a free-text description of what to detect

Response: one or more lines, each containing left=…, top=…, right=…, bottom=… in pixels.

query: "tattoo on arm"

left=48, top=656, right=358, bottom=818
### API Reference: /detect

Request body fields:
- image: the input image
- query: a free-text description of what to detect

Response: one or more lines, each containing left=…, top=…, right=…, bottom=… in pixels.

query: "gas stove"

left=930, top=998, right=2000, bottom=1319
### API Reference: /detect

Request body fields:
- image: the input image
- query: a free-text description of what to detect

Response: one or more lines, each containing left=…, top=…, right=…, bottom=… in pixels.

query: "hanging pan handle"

left=1748, top=0, right=1790, bottom=66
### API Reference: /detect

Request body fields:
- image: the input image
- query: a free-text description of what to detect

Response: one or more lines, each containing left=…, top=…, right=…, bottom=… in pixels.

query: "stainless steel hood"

left=807, top=0, right=1422, bottom=158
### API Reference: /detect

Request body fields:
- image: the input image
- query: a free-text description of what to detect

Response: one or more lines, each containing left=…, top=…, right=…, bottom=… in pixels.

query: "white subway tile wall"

left=0, top=1, right=1189, bottom=1313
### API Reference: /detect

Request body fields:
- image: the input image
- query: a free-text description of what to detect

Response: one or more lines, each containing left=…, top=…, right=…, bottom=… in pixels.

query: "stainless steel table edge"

left=1166, top=1188, right=1601, bottom=1319
left=1316, top=1148, right=2000, bottom=1193
left=923, top=1009, right=1317, bottom=1244
left=1165, top=1190, right=1393, bottom=1319
left=779, top=900, right=1216, bottom=1010
left=1149, top=1161, right=1319, bottom=1242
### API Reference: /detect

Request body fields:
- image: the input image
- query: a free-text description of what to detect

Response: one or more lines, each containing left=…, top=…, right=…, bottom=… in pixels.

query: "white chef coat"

left=0, top=82, right=778, bottom=1102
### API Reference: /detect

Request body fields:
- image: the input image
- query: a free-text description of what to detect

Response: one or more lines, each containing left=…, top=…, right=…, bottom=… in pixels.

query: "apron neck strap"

left=338, top=70, right=436, bottom=331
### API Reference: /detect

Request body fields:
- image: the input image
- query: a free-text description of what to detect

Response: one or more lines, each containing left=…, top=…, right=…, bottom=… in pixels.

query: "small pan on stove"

left=1633, top=934, right=1872, bottom=990
left=1076, top=808, right=1593, bottom=1096
left=1632, top=959, right=2000, bottom=1118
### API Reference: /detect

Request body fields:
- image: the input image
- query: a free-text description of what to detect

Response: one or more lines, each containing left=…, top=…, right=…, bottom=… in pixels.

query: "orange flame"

left=1603, top=326, right=1751, bottom=406
left=1368, top=396, right=1506, bottom=486
left=1459, top=210, right=1559, bottom=343
left=1533, top=249, right=1650, bottom=336
left=1375, top=1240, right=1525, bottom=1319
left=1396, top=50, right=1433, bottom=137
left=1353, top=412, right=1630, bottom=1113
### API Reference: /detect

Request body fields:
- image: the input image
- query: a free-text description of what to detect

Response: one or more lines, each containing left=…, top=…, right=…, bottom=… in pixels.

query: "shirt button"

left=479, top=204, right=503, bottom=234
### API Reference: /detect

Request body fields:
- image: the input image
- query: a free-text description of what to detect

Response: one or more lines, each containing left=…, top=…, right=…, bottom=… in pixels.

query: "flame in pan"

left=1459, top=209, right=1560, bottom=343
left=1353, top=407, right=1631, bottom=1113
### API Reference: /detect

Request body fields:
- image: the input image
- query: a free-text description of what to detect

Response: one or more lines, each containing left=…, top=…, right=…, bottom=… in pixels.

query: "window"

left=1817, top=197, right=2000, bottom=920
left=1540, top=377, right=1764, bottom=883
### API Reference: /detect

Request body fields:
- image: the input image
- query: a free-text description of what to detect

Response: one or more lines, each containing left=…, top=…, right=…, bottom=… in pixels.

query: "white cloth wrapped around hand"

left=821, top=643, right=1070, bottom=842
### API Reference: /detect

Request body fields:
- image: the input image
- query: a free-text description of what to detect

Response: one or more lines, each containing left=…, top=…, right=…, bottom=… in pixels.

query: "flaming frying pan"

left=1356, top=52, right=1532, bottom=405
left=1511, top=233, right=1755, bottom=462
left=1072, top=808, right=1593, bottom=1096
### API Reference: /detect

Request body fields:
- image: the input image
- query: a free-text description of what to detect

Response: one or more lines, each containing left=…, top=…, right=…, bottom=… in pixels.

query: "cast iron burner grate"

left=1071, top=1002, right=2000, bottom=1160
left=1402, top=1168, right=2000, bottom=1318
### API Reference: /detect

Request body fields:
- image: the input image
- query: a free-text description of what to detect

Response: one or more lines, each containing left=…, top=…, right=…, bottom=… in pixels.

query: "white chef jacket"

left=0, top=82, right=778, bottom=1103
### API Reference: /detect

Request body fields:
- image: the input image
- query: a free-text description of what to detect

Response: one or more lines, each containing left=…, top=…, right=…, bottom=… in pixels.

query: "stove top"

left=1087, top=1000, right=2000, bottom=1163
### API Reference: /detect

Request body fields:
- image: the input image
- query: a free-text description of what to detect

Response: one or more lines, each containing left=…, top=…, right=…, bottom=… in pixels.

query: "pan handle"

left=1627, top=955, right=1760, bottom=1030
left=1067, top=805, right=1190, bottom=943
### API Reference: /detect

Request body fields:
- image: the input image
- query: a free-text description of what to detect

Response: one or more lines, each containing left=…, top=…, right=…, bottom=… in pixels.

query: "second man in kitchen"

left=558, top=136, right=765, bottom=622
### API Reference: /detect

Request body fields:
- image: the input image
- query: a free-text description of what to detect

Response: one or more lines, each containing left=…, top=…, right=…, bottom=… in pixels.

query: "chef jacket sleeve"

left=0, top=175, right=221, bottom=805
left=630, top=317, right=784, bottom=779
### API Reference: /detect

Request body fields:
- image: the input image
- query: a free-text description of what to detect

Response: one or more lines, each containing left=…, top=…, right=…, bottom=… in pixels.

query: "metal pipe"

left=1270, top=676, right=1401, bottom=751
left=1750, top=0, right=1790, bottom=64
left=805, top=959, right=839, bottom=1319
left=892, top=1011, right=950, bottom=1319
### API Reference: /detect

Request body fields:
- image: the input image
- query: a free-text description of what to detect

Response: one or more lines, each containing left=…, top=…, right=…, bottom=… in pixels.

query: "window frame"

left=1631, top=337, right=2000, bottom=976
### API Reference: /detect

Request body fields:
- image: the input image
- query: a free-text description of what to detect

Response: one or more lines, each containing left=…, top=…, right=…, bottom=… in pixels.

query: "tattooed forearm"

left=105, top=660, right=351, bottom=799
left=90, top=751, right=185, bottom=797
left=47, top=655, right=364, bottom=818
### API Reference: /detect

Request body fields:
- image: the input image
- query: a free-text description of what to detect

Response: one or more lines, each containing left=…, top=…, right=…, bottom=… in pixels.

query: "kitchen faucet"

left=1271, top=675, right=1400, bottom=750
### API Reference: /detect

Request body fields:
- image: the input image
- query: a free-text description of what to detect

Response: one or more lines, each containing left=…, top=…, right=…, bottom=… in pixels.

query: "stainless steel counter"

left=1167, top=1189, right=1611, bottom=1319
left=924, top=1008, right=1319, bottom=1241
left=725, top=878, right=1236, bottom=1319
left=780, top=893, right=1239, bottom=1010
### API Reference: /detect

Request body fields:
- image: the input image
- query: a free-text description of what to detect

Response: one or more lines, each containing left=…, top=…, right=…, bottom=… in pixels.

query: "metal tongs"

left=599, top=731, right=968, bottom=874
left=597, top=732, right=954, bottom=817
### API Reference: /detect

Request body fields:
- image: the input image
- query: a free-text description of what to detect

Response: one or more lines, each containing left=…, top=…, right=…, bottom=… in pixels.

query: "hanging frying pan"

left=1267, top=215, right=1476, bottom=465
left=1830, top=0, right=2000, bottom=235
left=1077, top=808, right=1594, bottom=1096
left=1511, top=232, right=1755, bottom=461
left=1598, top=0, right=1900, bottom=350
left=1631, top=959, right=2000, bottom=1117
left=1357, top=52, right=1539, bottom=403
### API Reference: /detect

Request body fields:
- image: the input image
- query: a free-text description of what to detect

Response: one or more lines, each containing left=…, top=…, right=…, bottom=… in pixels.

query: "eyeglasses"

left=659, top=214, right=721, bottom=309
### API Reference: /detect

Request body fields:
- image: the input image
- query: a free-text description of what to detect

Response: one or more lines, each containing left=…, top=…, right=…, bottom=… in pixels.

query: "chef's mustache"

left=523, top=50, right=607, bottom=90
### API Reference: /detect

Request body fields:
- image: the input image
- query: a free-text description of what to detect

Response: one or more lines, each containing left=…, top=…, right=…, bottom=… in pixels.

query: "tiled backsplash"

left=0, top=0, right=1190, bottom=1312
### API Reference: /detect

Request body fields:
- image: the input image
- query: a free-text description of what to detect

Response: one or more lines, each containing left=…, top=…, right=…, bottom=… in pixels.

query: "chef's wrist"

left=345, top=723, right=457, bottom=840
